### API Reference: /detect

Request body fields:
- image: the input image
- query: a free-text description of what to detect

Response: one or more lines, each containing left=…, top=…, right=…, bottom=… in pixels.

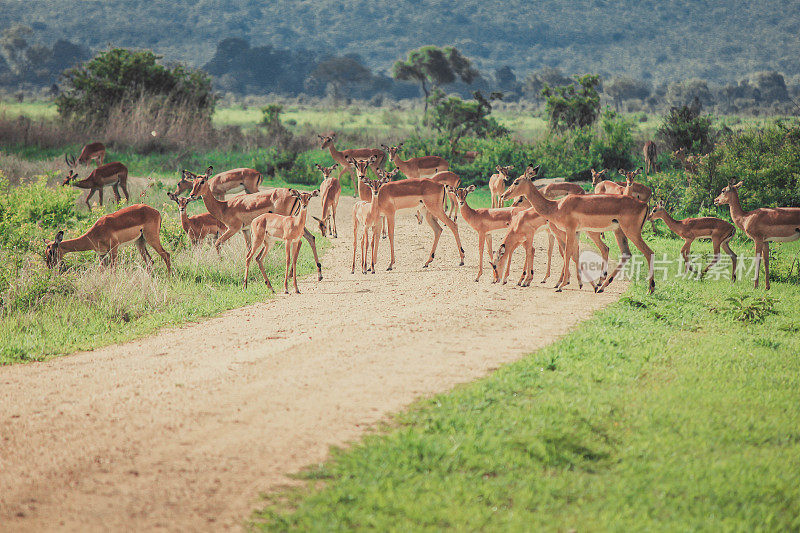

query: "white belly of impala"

left=766, top=232, right=800, bottom=243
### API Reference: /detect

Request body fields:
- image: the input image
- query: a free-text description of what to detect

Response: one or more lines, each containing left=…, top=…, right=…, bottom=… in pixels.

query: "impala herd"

left=45, top=136, right=800, bottom=294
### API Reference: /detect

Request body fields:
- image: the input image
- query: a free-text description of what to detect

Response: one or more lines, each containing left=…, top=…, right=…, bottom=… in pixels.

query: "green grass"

left=252, top=237, right=800, bottom=531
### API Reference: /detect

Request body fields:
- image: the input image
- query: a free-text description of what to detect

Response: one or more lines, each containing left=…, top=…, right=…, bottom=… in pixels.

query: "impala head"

left=345, top=155, right=376, bottom=180
left=376, top=167, right=399, bottom=181
left=496, top=165, right=514, bottom=179
left=501, top=164, right=539, bottom=202
left=380, top=143, right=404, bottom=161
left=647, top=202, right=667, bottom=222
left=590, top=168, right=608, bottom=186
left=450, top=185, right=476, bottom=206
left=314, top=163, right=338, bottom=180
left=61, top=170, right=79, bottom=186
left=188, top=166, right=214, bottom=199
left=174, top=170, right=195, bottom=195
left=167, top=191, right=196, bottom=213
left=714, top=179, right=743, bottom=206
left=673, top=147, right=687, bottom=160
left=317, top=132, right=336, bottom=149
left=43, top=230, right=65, bottom=269
left=292, top=188, right=319, bottom=210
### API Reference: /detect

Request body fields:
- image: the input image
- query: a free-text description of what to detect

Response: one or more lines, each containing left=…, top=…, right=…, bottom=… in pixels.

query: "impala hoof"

left=555, top=287, right=563, bottom=293
left=596, top=287, right=605, bottom=293
left=386, top=266, right=393, bottom=271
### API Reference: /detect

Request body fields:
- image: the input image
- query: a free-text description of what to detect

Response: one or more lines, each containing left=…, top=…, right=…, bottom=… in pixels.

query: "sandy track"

left=0, top=196, right=624, bottom=532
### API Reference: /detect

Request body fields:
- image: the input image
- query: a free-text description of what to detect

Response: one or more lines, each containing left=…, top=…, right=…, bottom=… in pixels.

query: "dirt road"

left=0, top=196, right=624, bottom=531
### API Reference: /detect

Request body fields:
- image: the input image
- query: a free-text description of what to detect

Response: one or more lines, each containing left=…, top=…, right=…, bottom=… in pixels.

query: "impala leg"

left=119, top=178, right=130, bottom=202
left=255, top=239, right=274, bottom=291
left=422, top=211, right=443, bottom=268
left=352, top=219, right=359, bottom=274
left=753, top=241, right=763, bottom=289
left=112, top=183, right=122, bottom=203
left=503, top=241, right=520, bottom=285
left=598, top=231, right=632, bottom=292
left=214, top=221, right=243, bottom=255
left=331, top=206, right=338, bottom=238
left=244, top=229, right=265, bottom=288
left=385, top=212, right=396, bottom=271
left=763, top=242, right=771, bottom=290
left=681, top=238, right=694, bottom=274
left=587, top=231, right=609, bottom=284
left=142, top=222, right=171, bottom=274
left=701, top=239, right=722, bottom=279
left=556, top=231, right=577, bottom=292
left=135, top=235, right=154, bottom=271
left=722, top=240, right=737, bottom=282
left=283, top=241, right=291, bottom=294
left=421, top=198, right=465, bottom=266
left=476, top=233, right=485, bottom=282
left=301, top=228, right=322, bottom=281
left=523, top=240, right=535, bottom=286
left=292, top=240, right=302, bottom=293
left=626, top=229, right=655, bottom=293
left=485, top=233, right=494, bottom=264
left=542, top=231, right=555, bottom=283
left=85, top=188, right=96, bottom=208
left=98, top=187, right=104, bottom=206
left=241, top=227, right=253, bottom=255
left=371, top=223, right=380, bottom=273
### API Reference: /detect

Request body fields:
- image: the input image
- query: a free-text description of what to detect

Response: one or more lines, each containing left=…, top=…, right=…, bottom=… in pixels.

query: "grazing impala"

left=70, top=142, right=106, bottom=166
left=63, top=155, right=129, bottom=208
left=488, top=165, right=514, bottom=208
left=311, top=163, right=340, bottom=238
left=319, top=132, right=386, bottom=196
left=643, top=141, right=657, bottom=174
left=504, top=165, right=654, bottom=293
left=714, top=179, right=800, bottom=289
left=167, top=192, right=227, bottom=246
left=352, top=179, right=384, bottom=274
left=648, top=203, right=737, bottom=280
left=44, top=204, right=171, bottom=273
left=370, top=177, right=465, bottom=271
left=245, top=189, right=319, bottom=293
left=381, top=143, right=449, bottom=179
left=175, top=167, right=261, bottom=199
left=188, top=167, right=323, bottom=280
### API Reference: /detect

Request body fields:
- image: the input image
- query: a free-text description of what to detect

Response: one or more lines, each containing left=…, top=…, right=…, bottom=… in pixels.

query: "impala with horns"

left=44, top=204, right=171, bottom=273
left=714, top=179, right=800, bottom=289
left=63, top=155, right=129, bottom=208
left=318, top=132, right=386, bottom=196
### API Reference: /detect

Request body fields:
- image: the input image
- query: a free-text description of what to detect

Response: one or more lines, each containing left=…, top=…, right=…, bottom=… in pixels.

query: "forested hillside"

left=3, top=0, right=799, bottom=85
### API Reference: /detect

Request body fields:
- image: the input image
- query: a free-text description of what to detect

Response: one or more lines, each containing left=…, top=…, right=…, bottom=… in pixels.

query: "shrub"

left=541, top=74, right=601, bottom=131
left=656, top=101, right=713, bottom=153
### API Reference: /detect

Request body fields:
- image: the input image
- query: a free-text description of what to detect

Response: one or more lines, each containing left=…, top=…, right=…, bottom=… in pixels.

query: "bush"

left=657, top=101, right=713, bottom=153
left=541, top=74, right=601, bottom=131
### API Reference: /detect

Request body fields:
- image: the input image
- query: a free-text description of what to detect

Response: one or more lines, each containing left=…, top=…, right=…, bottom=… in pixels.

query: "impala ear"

left=369, top=155, right=377, bottom=163
left=495, top=165, right=502, bottom=172
left=381, top=144, right=389, bottom=150
left=54, top=230, right=64, bottom=245
left=397, top=142, right=404, bottom=148
left=312, top=189, right=320, bottom=197
left=467, top=185, right=476, bottom=192
left=733, top=181, right=743, bottom=189
left=315, top=163, right=322, bottom=171
left=205, top=166, right=213, bottom=177
left=311, top=215, right=321, bottom=222
left=331, top=163, right=338, bottom=169
left=618, top=168, right=627, bottom=176
left=167, top=192, right=176, bottom=201
left=635, top=167, right=642, bottom=175
left=530, top=164, right=540, bottom=176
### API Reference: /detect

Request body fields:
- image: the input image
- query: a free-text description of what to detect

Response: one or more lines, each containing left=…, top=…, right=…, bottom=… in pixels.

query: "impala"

left=44, top=204, right=171, bottom=273
left=541, top=181, right=586, bottom=200
left=370, top=177, right=465, bottom=271
left=488, top=165, right=514, bottom=208
left=450, top=139, right=479, bottom=163
left=188, top=167, right=323, bottom=280
left=643, top=141, right=657, bottom=174
left=648, top=203, right=737, bottom=280
left=591, top=168, right=652, bottom=203
left=714, top=179, right=800, bottom=289
left=176, top=167, right=261, bottom=199
left=311, top=163, right=340, bottom=238
left=69, top=142, right=106, bottom=166
left=352, top=179, right=384, bottom=274
left=381, top=143, right=449, bottom=179
left=319, top=132, right=385, bottom=196
left=450, top=185, right=515, bottom=281
left=504, top=165, right=654, bottom=293
left=245, top=189, right=319, bottom=293
left=348, top=155, right=389, bottom=237
left=166, top=192, right=227, bottom=246
left=63, top=155, right=130, bottom=208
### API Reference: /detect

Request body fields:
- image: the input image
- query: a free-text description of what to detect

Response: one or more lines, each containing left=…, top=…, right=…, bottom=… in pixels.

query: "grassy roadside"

left=252, top=238, right=800, bottom=531
left=0, top=175, right=329, bottom=364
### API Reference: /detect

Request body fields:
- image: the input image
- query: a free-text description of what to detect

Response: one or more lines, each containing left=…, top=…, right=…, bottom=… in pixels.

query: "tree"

left=656, top=99, right=713, bottom=153
left=0, top=25, right=33, bottom=76
left=604, top=77, right=651, bottom=110
left=306, top=56, right=373, bottom=101
left=541, top=74, right=602, bottom=131
left=428, top=90, right=508, bottom=152
left=666, top=79, right=714, bottom=108
left=57, top=49, right=216, bottom=122
left=522, top=67, right=572, bottom=101
left=391, top=46, right=479, bottom=116
left=751, top=71, right=789, bottom=103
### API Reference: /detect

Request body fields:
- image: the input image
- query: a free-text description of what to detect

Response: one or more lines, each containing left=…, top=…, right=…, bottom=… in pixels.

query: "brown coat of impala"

left=371, top=177, right=465, bottom=271
left=62, top=159, right=130, bottom=208
left=319, top=133, right=386, bottom=196
left=44, top=204, right=171, bottom=273
left=70, top=142, right=106, bottom=166
left=175, top=167, right=261, bottom=198
left=188, top=168, right=323, bottom=280
left=488, top=165, right=513, bottom=208
left=312, top=163, right=341, bottom=238
left=245, top=189, right=319, bottom=293
left=648, top=203, right=736, bottom=280
left=591, top=168, right=652, bottom=203
left=505, top=165, right=654, bottom=293
left=382, top=143, right=449, bottom=179
left=643, top=141, right=657, bottom=174
left=167, top=192, right=227, bottom=246
left=714, top=179, right=800, bottom=289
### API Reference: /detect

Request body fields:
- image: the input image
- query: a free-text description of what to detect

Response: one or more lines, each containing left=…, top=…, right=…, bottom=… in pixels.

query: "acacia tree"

left=541, top=74, right=601, bottom=131
left=391, top=46, right=479, bottom=116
